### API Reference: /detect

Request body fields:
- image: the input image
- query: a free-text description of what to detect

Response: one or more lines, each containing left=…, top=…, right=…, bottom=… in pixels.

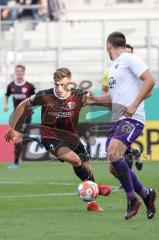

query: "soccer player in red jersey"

left=5, top=67, right=112, bottom=211
left=4, top=64, right=35, bottom=168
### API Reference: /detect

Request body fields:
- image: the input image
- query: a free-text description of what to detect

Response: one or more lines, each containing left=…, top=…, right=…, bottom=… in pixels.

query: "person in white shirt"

left=93, top=31, right=156, bottom=220
left=102, top=44, right=143, bottom=174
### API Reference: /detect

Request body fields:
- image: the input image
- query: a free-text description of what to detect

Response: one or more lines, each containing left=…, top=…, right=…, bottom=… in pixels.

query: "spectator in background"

left=4, top=64, right=35, bottom=168
left=1, top=0, right=39, bottom=20
left=0, top=0, right=9, bottom=20
left=0, top=0, right=14, bottom=30
left=48, top=0, right=66, bottom=21
left=38, top=0, right=48, bottom=19
left=0, top=0, right=40, bottom=30
left=11, top=0, right=39, bottom=21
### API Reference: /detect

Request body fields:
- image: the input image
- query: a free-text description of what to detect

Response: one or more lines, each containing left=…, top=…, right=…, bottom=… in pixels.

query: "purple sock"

left=130, top=170, right=147, bottom=199
left=112, top=157, right=135, bottom=198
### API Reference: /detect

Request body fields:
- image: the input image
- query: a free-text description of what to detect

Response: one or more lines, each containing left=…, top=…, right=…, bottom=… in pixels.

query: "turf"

left=0, top=161, right=158, bottom=240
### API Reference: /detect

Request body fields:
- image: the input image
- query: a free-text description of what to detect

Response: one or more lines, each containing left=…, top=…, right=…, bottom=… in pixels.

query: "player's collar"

left=14, top=80, right=26, bottom=86
left=53, top=88, right=71, bottom=100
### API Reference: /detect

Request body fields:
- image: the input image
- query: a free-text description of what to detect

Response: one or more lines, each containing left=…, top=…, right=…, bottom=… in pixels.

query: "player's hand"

left=123, top=104, right=137, bottom=117
left=5, top=128, right=15, bottom=142
left=5, top=128, right=23, bottom=143
left=85, top=91, right=96, bottom=105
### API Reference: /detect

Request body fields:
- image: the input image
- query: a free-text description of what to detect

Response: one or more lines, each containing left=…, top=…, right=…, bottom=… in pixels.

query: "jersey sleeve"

left=126, top=54, right=149, bottom=78
left=5, top=84, right=12, bottom=97
left=29, top=91, right=44, bottom=106
left=30, top=84, right=36, bottom=95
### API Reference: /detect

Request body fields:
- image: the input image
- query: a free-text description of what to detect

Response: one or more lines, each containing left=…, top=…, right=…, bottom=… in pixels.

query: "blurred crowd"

left=0, top=0, right=66, bottom=24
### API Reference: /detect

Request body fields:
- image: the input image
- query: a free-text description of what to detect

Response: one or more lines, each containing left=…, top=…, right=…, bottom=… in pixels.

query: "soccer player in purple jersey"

left=4, top=64, right=35, bottom=168
left=5, top=67, right=112, bottom=212
left=92, top=31, right=156, bottom=220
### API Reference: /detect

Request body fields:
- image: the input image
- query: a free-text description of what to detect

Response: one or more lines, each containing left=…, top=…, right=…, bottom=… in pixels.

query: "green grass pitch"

left=0, top=161, right=158, bottom=240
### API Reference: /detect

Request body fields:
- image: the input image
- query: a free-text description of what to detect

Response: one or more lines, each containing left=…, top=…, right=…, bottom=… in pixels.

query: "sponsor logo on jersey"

left=48, top=111, right=75, bottom=118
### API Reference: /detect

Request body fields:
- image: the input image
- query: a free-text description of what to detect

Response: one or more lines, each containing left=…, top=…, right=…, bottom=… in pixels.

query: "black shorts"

left=42, top=138, right=89, bottom=162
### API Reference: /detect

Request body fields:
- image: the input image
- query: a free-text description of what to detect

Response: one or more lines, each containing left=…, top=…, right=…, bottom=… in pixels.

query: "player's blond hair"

left=54, top=68, right=71, bottom=82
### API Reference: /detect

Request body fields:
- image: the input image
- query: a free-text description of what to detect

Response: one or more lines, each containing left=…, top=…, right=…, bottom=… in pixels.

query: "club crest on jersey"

left=22, top=87, right=27, bottom=93
left=67, top=102, right=75, bottom=110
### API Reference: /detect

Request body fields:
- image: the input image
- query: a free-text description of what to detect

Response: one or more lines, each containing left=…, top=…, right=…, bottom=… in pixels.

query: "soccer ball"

left=77, top=180, right=99, bottom=202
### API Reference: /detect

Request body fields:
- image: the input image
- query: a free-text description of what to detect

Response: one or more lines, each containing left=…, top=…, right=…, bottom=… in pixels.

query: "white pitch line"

left=0, top=192, right=76, bottom=199
left=0, top=189, right=122, bottom=199
left=0, top=182, right=122, bottom=190
left=0, top=181, right=76, bottom=185
left=49, top=182, right=76, bottom=186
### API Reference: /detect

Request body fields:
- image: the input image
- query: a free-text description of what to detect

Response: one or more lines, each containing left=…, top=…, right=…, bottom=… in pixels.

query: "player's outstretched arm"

left=84, top=92, right=112, bottom=107
left=5, top=98, right=31, bottom=142
left=124, top=70, right=155, bottom=117
left=4, top=95, right=9, bottom=112
left=138, top=70, right=155, bottom=101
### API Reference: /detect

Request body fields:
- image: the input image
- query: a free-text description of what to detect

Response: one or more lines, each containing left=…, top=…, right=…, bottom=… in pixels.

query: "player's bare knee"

left=107, top=146, right=120, bottom=162
left=71, top=159, right=81, bottom=167
left=107, top=148, right=116, bottom=162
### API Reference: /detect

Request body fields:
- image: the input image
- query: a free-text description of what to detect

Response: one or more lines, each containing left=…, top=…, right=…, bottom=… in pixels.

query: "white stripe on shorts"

left=127, top=124, right=139, bottom=142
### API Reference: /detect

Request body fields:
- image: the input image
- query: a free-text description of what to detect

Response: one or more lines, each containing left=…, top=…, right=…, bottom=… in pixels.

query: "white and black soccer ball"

left=77, top=180, right=99, bottom=202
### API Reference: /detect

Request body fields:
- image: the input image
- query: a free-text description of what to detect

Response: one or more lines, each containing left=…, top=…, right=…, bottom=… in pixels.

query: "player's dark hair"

left=54, top=68, right=71, bottom=81
left=15, top=64, right=25, bottom=71
left=107, top=31, right=126, bottom=48
left=126, top=43, right=133, bottom=53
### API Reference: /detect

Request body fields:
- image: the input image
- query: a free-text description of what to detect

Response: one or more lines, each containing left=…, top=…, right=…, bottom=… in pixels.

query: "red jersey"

left=5, top=81, right=35, bottom=109
left=29, top=88, right=87, bottom=140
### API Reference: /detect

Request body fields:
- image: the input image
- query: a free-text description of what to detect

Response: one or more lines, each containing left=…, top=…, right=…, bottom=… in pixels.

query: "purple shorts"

left=106, top=118, right=144, bottom=151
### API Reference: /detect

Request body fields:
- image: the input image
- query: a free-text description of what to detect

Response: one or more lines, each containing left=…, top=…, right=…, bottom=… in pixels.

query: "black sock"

left=125, top=152, right=133, bottom=169
left=73, top=165, right=91, bottom=181
left=14, top=143, right=21, bottom=165
left=88, top=174, right=95, bottom=182
left=14, top=157, right=19, bottom=165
